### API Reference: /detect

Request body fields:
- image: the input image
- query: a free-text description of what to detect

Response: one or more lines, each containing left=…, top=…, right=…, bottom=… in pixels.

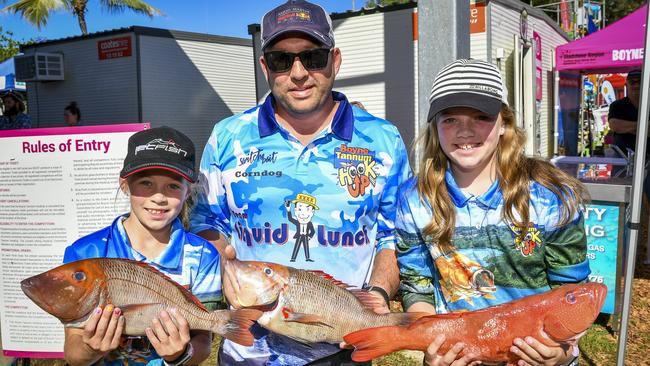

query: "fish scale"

left=97, top=259, right=226, bottom=334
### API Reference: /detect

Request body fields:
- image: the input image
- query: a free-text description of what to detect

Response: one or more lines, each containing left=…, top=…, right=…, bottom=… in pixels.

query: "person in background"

left=0, top=90, right=31, bottom=130
left=190, top=0, right=411, bottom=364
left=607, top=69, right=650, bottom=198
left=64, top=101, right=82, bottom=126
left=63, top=127, right=222, bottom=366
left=396, top=59, right=590, bottom=366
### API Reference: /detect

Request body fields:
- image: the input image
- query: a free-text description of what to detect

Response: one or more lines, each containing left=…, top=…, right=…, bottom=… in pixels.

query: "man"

left=0, top=90, right=31, bottom=130
left=608, top=69, right=649, bottom=155
left=190, top=0, right=410, bottom=364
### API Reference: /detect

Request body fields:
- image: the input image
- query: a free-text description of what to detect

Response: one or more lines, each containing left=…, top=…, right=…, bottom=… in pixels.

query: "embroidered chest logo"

left=334, top=144, right=379, bottom=197
left=511, top=224, right=542, bottom=257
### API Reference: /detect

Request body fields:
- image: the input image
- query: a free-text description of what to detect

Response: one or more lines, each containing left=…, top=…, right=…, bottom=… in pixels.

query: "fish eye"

left=263, top=267, right=273, bottom=276
left=566, top=293, right=577, bottom=304
left=73, top=271, right=86, bottom=281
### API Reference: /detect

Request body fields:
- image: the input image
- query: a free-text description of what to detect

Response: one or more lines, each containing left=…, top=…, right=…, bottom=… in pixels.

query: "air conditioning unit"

left=14, top=53, right=65, bottom=81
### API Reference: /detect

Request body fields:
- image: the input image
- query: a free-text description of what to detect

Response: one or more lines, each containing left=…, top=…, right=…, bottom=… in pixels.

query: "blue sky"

left=1, top=0, right=358, bottom=43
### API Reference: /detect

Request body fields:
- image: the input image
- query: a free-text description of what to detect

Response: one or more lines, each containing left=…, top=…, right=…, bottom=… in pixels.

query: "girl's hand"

left=510, top=336, right=573, bottom=366
left=82, top=305, right=125, bottom=355
left=424, top=335, right=482, bottom=366
left=146, top=308, right=191, bottom=361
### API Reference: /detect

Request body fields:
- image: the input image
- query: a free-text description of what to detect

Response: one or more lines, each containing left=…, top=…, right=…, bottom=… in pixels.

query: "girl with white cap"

left=395, top=59, right=589, bottom=366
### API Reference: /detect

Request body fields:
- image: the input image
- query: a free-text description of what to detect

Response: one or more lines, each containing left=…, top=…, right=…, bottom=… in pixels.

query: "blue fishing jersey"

left=63, top=216, right=223, bottom=366
left=396, top=171, right=590, bottom=314
left=190, top=91, right=411, bottom=365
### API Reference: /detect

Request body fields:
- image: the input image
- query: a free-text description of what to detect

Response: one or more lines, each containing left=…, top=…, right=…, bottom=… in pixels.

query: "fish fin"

left=126, top=259, right=208, bottom=311
left=343, top=326, right=407, bottom=362
left=221, top=308, right=263, bottom=347
left=308, top=270, right=353, bottom=289
left=543, top=313, right=576, bottom=341
left=281, top=307, right=334, bottom=328
left=349, top=289, right=386, bottom=310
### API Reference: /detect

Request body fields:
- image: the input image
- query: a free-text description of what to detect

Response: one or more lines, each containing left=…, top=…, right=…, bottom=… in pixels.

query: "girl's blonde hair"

left=415, top=104, right=589, bottom=251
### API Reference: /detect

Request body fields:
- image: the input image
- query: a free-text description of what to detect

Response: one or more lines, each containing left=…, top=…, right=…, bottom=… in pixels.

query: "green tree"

left=365, top=0, right=411, bottom=8
left=528, top=0, right=644, bottom=25
left=603, top=0, right=645, bottom=24
left=0, top=27, right=22, bottom=63
left=2, top=0, right=162, bottom=35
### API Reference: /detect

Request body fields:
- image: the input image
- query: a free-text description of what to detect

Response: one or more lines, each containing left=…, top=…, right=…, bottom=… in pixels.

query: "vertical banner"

left=0, top=123, right=148, bottom=358
left=559, top=0, right=571, bottom=33
left=533, top=31, right=543, bottom=101
left=583, top=203, right=620, bottom=314
left=469, top=1, right=486, bottom=34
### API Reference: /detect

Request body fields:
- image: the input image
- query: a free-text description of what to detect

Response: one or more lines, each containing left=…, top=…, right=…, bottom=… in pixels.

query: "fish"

left=429, top=245, right=496, bottom=304
left=20, top=258, right=262, bottom=346
left=343, top=282, right=607, bottom=364
left=222, top=259, right=426, bottom=344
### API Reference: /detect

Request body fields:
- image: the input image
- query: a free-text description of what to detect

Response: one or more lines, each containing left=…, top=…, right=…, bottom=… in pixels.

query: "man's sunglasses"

left=264, top=48, right=332, bottom=73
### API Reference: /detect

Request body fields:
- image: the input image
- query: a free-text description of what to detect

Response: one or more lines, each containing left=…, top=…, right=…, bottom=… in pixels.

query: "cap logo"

left=135, top=138, right=188, bottom=157
left=468, top=84, right=501, bottom=95
left=277, top=8, right=312, bottom=23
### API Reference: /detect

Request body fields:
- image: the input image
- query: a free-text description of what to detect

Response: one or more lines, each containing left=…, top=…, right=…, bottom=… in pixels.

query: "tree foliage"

left=2, top=0, right=162, bottom=35
left=1, top=27, right=23, bottom=63
left=365, top=0, right=411, bottom=8
left=529, top=0, right=645, bottom=25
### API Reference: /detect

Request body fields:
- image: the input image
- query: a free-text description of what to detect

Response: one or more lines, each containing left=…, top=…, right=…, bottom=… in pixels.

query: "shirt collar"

left=257, top=91, right=354, bottom=141
left=116, top=216, right=185, bottom=269
left=445, top=169, right=502, bottom=209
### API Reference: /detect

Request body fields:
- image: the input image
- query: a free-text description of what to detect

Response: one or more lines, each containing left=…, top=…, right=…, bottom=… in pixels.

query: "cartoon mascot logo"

left=285, top=193, right=319, bottom=262
left=335, top=144, right=379, bottom=198
left=511, top=224, right=542, bottom=257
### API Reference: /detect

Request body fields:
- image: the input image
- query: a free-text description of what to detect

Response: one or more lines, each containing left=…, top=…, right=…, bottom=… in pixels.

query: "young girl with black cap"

left=62, top=126, right=222, bottom=366
left=396, top=59, right=589, bottom=366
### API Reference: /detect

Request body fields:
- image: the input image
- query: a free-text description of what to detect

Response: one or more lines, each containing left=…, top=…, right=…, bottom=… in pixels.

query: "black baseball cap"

left=120, top=126, right=196, bottom=182
left=261, top=0, right=335, bottom=50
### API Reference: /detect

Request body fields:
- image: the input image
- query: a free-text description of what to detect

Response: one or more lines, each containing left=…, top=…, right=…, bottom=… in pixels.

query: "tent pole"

left=553, top=53, right=560, bottom=156
left=615, top=3, right=650, bottom=365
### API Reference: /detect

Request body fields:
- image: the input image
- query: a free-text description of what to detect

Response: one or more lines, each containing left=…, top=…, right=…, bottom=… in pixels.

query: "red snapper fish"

left=223, top=259, right=426, bottom=344
left=344, top=282, right=607, bottom=364
left=20, top=258, right=262, bottom=346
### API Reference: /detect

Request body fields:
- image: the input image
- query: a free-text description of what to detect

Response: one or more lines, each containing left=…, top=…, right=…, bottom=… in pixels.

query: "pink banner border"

left=0, top=123, right=150, bottom=138
left=4, top=350, right=65, bottom=358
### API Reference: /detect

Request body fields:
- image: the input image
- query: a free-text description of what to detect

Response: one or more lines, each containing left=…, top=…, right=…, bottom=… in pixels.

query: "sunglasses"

left=264, top=48, right=332, bottom=73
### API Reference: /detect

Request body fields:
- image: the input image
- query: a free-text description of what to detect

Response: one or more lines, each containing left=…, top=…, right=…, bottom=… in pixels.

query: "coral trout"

left=344, top=283, right=607, bottom=364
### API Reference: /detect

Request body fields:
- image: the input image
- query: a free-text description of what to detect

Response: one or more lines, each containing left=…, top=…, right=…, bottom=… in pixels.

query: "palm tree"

left=2, top=0, right=162, bottom=35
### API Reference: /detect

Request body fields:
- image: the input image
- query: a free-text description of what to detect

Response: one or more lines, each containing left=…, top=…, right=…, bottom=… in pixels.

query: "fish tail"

left=343, top=325, right=409, bottom=362
left=217, top=308, right=263, bottom=347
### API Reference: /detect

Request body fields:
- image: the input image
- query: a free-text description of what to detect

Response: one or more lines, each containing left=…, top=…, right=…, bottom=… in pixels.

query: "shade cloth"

left=556, top=5, right=647, bottom=73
